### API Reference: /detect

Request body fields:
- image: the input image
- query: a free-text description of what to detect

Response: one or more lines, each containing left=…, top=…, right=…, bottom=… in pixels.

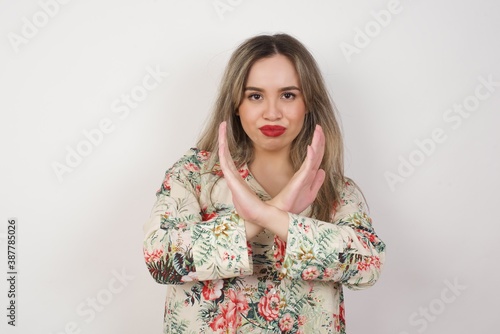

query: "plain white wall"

left=1, top=0, right=499, bottom=333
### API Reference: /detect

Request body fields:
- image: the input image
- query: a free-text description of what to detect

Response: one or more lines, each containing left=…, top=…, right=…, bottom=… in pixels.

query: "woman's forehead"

left=245, top=55, right=300, bottom=89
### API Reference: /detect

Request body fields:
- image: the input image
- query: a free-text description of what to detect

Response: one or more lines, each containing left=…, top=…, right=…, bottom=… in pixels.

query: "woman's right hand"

left=268, top=125, right=326, bottom=214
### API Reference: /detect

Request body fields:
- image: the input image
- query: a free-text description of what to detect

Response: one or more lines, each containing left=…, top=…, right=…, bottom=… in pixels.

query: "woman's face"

left=238, top=54, right=307, bottom=156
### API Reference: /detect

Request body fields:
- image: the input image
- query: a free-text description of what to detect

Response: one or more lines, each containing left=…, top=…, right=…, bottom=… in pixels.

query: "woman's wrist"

left=244, top=220, right=264, bottom=240
left=253, top=204, right=289, bottom=241
left=266, top=198, right=290, bottom=213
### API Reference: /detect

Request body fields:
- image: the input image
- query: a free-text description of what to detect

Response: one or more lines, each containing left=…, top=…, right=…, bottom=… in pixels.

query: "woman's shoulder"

left=340, top=177, right=358, bottom=195
left=337, top=177, right=369, bottom=213
left=163, top=148, right=217, bottom=177
left=156, top=148, right=214, bottom=196
left=327, top=177, right=370, bottom=223
left=171, top=147, right=213, bottom=171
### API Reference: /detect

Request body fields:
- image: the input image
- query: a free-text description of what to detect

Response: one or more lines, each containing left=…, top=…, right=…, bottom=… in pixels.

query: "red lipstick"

left=259, top=125, right=286, bottom=137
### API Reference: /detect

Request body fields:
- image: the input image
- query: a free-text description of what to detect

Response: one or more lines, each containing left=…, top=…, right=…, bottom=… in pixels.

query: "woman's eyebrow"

left=244, top=86, right=301, bottom=92
left=244, top=86, right=264, bottom=92
left=279, top=86, right=301, bottom=92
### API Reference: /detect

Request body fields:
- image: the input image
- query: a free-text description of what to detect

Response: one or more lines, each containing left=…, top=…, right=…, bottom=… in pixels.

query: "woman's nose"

left=263, top=100, right=282, bottom=120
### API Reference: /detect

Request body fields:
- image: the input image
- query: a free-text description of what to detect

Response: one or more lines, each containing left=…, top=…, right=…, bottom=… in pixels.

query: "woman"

left=143, top=33, right=386, bottom=333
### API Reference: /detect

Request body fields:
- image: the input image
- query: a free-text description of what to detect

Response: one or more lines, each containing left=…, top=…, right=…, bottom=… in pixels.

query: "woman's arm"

left=281, top=180, right=386, bottom=290
left=143, top=149, right=253, bottom=285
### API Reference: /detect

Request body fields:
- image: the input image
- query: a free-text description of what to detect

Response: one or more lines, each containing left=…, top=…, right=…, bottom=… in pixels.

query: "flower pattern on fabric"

left=143, top=148, right=386, bottom=333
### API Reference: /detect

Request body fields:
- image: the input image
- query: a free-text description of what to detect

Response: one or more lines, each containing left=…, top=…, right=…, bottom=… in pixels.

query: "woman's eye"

left=248, top=93, right=262, bottom=100
left=282, top=92, right=296, bottom=100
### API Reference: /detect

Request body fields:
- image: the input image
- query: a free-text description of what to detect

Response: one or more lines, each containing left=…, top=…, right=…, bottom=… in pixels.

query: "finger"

left=310, top=124, right=321, bottom=150
left=218, top=122, right=227, bottom=165
left=218, top=121, right=227, bottom=148
left=316, top=125, right=325, bottom=157
left=302, top=130, right=322, bottom=173
left=310, top=125, right=325, bottom=171
left=303, top=127, right=320, bottom=172
left=295, top=144, right=314, bottom=177
left=297, top=145, right=318, bottom=185
left=218, top=122, right=240, bottom=179
left=218, top=122, right=232, bottom=174
left=310, top=169, right=326, bottom=196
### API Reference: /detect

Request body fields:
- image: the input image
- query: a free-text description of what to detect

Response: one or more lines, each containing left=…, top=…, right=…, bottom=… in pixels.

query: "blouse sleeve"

left=143, top=149, right=253, bottom=284
left=281, top=179, right=386, bottom=290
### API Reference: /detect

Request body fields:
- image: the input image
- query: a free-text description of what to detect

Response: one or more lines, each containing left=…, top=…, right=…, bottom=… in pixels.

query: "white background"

left=1, top=0, right=499, bottom=333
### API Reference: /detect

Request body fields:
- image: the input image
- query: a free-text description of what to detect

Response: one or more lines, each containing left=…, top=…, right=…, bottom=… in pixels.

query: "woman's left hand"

left=218, top=121, right=292, bottom=241
left=266, top=125, right=325, bottom=215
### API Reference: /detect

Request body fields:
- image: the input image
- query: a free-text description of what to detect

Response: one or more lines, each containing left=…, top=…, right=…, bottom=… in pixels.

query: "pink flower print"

left=333, top=301, right=345, bottom=331
left=357, top=260, right=368, bottom=271
left=202, top=279, right=224, bottom=301
left=143, top=248, right=163, bottom=263
left=212, top=163, right=224, bottom=177
left=209, top=298, right=242, bottom=333
left=362, top=230, right=378, bottom=244
left=184, top=162, right=200, bottom=172
left=370, top=256, right=381, bottom=269
left=279, top=313, right=294, bottom=332
left=228, top=289, right=249, bottom=315
left=357, top=256, right=380, bottom=271
left=238, top=167, right=249, bottom=179
left=201, top=206, right=218, bottom=221
left=301, top=266, right=320, bottom=280
left=323, top=267, right=334, bottom=279
left=221, top=302, right=240, bottom=331
left=197, top=150, right=210, bottom=161
left=209, top=313, right=226, bottom=332
left=258, top=292, right=280, bottom=321
left=162, top=173, right=171, bottom=191
left=273, top=235, right=286, bottom=262
left=303, top=224, right=310, bottom=233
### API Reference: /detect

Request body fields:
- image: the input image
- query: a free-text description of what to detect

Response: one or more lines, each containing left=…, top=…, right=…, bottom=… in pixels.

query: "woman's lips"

left=259, top=125, right=286, bottom=137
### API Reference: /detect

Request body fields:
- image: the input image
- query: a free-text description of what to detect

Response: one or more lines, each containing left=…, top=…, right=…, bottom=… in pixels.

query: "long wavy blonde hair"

left=197, top=33, right=345, bottom=221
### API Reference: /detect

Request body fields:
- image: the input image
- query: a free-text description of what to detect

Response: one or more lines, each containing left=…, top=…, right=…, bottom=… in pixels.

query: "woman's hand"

left=267, top=125, right=326, bottom=214
left=219, top=122, right=280, bottom=239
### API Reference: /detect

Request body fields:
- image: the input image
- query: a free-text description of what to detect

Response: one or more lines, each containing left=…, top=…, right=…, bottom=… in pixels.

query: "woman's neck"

left=248, top=149, right=294, bottom=197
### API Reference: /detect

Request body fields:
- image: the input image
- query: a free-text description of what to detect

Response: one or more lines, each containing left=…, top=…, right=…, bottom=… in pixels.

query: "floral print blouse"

left=143, top=148, right=386, bottom=334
